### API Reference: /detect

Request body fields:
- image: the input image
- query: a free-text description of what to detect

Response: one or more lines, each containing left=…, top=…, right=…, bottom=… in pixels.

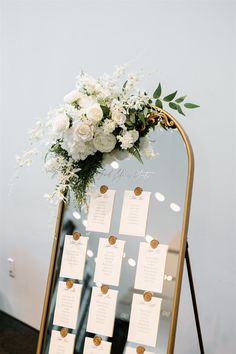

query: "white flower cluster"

left=38, top=68, right=152, bottom=163
left=18, top=67, right=157, bottom=204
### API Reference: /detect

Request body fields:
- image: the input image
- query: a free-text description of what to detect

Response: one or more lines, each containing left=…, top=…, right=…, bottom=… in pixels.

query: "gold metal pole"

left=36, top=200, right=65, bottom=354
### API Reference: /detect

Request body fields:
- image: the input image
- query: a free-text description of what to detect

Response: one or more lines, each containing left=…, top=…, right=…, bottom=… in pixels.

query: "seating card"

left=48, top=330, right=75, bottom=354
left=86, top=189, right=116, bottom=233
left=128, top=294, right=162, bottom=347
left=86, top=286, right=118, bottom=337
left=83, top=337, right=112, bottom=353
left=134, top=243, right=168, bottom=293
left=60, top=235, right=88, bottom=280
left=119, top=191, right=151, bottom=237
left=94, top=238, right=125, bottom=286
left=53, top=281, right=82, bottom=329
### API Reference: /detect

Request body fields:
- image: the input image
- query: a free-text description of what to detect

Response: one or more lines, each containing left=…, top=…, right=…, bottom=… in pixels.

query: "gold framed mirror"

left=36, top=109, right=194, bottom=354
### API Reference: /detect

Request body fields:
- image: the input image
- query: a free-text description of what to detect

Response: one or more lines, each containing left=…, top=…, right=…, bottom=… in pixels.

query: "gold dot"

left=150, top=239, right=159, bottom=249
left=108, top=235, right=117, bottom=245
left=100, top=185, right=108, bottom=194
left=136, top=346, right=145, bottom=354
left=93, top=336, right=102, bottom=346
left=66, top=279, right=74, bottom=289
left=134, top=187, right=143, bottom=196
left=101, top=285, right=109, bottom=295
left=143, top=291, right=153, bottom=302
left=73, top=231, right=81, bottom=240
left=60, top=328, right=68, bottom=338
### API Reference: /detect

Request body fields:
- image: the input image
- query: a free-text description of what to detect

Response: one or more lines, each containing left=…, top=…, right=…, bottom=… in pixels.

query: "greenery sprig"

left=153, top=83, right=199, bottom=116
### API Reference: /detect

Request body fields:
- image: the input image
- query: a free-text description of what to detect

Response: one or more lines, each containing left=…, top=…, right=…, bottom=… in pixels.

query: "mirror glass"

left=41, top=126, right=188, bottom=354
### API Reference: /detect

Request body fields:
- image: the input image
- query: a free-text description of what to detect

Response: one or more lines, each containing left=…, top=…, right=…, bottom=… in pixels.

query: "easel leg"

left=185, top=242, right=205, bottom=354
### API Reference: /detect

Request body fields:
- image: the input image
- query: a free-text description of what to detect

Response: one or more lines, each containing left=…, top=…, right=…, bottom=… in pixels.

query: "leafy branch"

left=153, top=83, right=199, bottom=116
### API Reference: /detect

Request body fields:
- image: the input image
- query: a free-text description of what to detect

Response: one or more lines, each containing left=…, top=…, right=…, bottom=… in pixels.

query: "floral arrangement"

left=18, top=67, right=199, bottom=205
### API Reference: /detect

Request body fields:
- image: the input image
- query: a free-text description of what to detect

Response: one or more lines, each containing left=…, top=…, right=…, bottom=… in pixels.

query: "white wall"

left=0, top=1, right=235, bottom=353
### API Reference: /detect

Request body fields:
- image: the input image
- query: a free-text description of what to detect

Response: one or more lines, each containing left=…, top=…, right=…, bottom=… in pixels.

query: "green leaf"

left=128, top=146, right=143, bottom=163
left=177, top=104, right=185, bottom=116
left=184, top=103, right=200, bottom=109
left=153, top=83, right=162, bottom=99
left=169, top=102, right=178, bottom=110
left=122, top=80, right=128, bottom=90
left=126, top=120, right=133, bottom=127
left=175, top=95, right=187, bottom=103
left=143, top=107, right=149, bottom=116
left=101, top=105, right=110, bottom=116
left=155, top=99, right=163, bottom=108
left=163, top=91, right=177, bottom=102
left=130, top=114, right=136, bottom=123
left=138, top=113, right=145, bottom=124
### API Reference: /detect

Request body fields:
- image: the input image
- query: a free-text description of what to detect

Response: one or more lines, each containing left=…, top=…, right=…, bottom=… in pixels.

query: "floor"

left=0, top=311, right=38, bottom=354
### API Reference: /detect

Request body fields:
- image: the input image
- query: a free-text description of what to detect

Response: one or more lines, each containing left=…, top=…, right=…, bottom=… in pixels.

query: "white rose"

left=79, top=94, right=96, bottom=108
left=86, top=103, right=103, bottom=123
left=94, top=131, right=116, bottom=153
left=69, top=141, right=96, bottom=161
left=64, top=89, right=81, bottom=104
left=52, top=113, right=70, bottom=134
left=74, top=123, right=94, bottom=141
left=112, top=111, right=126, bottom=126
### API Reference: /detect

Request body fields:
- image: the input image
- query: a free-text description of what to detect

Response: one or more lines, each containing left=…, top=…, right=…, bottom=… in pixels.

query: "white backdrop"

left=0, top=1, right=235, bottom=353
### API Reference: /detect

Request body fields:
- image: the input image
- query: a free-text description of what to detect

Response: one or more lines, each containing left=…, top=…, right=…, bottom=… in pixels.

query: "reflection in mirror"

left=41, top=126, right=188, bottom=354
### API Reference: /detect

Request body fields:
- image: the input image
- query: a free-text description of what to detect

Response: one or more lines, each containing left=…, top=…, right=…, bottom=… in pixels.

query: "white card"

left=119, top=191, right=151, bottom=237
left=125, top=347, right=153, bottom=354
left=48, top=330, right=75, bottom=354
left=83, top=337, right=111, bottom=353
left=135, top=243, right=168, bottom=293
left=87, top=287, right=118, bottom=337
left=86, top=189, right=116, bottom=233
left=128, top=294, right=162, bottom=347
left=53, top=281, right=82, bottom=329
left=60, top=235, right=88, bottom=280
left=94, top=238, right=125, bottom=286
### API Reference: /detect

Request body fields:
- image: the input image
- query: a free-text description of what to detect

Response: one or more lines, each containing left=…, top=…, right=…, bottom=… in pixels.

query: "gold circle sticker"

left=143, top=291, right=153, bottom=302
left=150, top=239, right=159, bottom=249
left=93, top=335, right=102, bottom=346
left=60, top=328, right=68, bottom=338
left=101, top=284, right=109, bottom=295
left=66, top=279, right=74, bottom=289
left=134, top=187, right=143, bottom=196
left=73, top=231, right=81, bottom=240
left=108, top=235, right=117, bottom=245
left=136, top=346, right=145, bottom=354
left=100, top=185, right=108, bottom=194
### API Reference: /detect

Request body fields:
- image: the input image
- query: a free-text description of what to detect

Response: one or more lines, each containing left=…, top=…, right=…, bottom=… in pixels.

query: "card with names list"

left=86, top=287, right=118, bottom=337
left=53, top=281, right=82, bottom=329
left=86, top=189, right=116, bottom=233
left=48, top=330, right=76, bottom=354
left=119, top=190, right=151, bottom=237
left=134, top=243, right=168, bottom=293
left=60, top=235, right=88, bottom=280
left=94, top=237, right=125, bottom=286
left=128, top=294, right=162, bottom=347
left=83, top=337, right=112, bottom=354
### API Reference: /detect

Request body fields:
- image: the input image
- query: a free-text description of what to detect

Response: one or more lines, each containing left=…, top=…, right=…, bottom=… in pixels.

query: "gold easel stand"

left=185, top=241, right=205, bottom=354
